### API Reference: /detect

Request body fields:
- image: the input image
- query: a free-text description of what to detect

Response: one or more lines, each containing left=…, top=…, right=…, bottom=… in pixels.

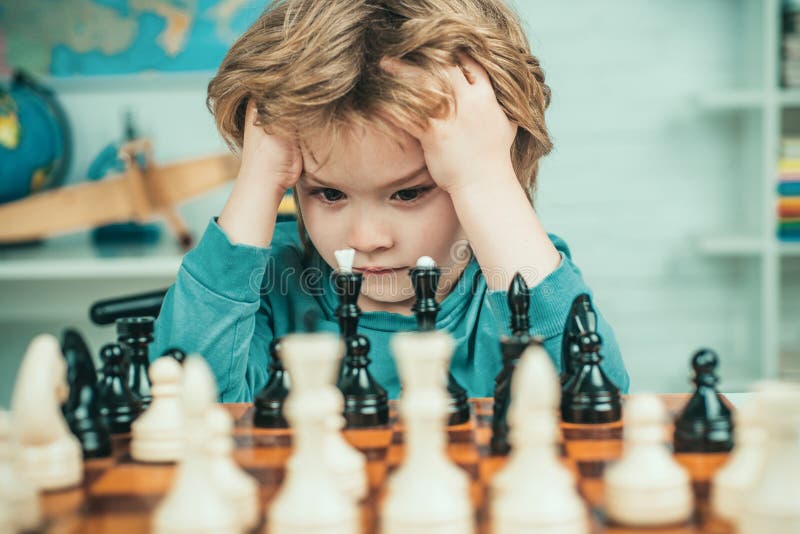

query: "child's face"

left=296, top=123, right=470, bottom=315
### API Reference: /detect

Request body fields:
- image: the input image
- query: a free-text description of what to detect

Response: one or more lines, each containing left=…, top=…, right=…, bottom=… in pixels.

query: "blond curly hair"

left=207, top=0, right=553, bottom=250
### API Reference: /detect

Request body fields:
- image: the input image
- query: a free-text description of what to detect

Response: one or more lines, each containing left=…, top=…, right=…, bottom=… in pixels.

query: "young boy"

left=152, top=0, right=630, bottom=401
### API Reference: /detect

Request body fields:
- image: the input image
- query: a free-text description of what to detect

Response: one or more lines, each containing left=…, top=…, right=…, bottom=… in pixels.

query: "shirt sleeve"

left=151, top=218, right=274, bottom=402
left=484, top=235, right=630, bottom=393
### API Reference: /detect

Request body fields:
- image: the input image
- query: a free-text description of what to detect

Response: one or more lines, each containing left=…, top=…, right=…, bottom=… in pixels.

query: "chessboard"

left=38, top=395, right=734, bottom=534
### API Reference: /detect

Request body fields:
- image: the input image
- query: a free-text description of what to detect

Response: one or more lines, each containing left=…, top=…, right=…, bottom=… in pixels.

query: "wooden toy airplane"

left=0, top=139, right=239, bottom=250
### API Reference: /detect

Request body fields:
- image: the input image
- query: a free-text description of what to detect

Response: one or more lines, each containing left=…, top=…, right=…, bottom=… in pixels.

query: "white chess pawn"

left=273, top=329, right=366, bottom=502
left=268, top=332, right=358, bottom=534
left=324, top=391, right=367, bottom=502
left=382, top=331, right=474, bottom=534
left=0, top=410, right=40, bottom=532
left=132, top=357, right=185, bottom=462
left=11, top=334, right=83, bottom=490
left=739, top=381, right=800, bottom=534
left=0, top=499, right=11, bottom=534
left=604, top=394, right=693, bottom=527
left=207, top=406, right=259, bottom=531
left=491, top=344, right=588, bottom=534
left=153, top=356, right=240, bottom=534
left=712, top=396, right=767, bottom=522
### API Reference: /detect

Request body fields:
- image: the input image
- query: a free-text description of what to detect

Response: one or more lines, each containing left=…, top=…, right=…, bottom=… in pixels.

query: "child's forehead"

left=299, top=122, right=424, bottom=187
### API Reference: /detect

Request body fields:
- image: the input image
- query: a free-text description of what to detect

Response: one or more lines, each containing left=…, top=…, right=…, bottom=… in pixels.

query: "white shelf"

left=695, top=235, right=764, bottom=256
left=695, top=235, right=800, bottom=258
left=779, top=89, right=800, bottom=106
left=695, top=89, right=766, bottom=111
left=0, top=231, right=184, bottom=281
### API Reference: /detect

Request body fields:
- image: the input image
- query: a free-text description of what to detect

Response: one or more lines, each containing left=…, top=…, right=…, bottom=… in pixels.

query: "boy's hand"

left=380, top=53, right=518, bottom=197
left=218, top=99, right=303, bottom=247
left=238, top=99, right=303, bottom=193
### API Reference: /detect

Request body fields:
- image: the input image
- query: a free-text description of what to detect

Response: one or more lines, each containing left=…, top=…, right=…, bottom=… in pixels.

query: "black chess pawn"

left=673, top=349, right=734, bottom=453
left=335, top=269, right=390, bottom=427
left=560, top=295, right=621, bottom=424
left=97, top=342, right=143, bottom=434
left=61, top=329, right=112, bottom=458
left=490, top=273, right=538, bottom=455
left=254, top=338, right=291, bottom=428
left=560, top=294, right=594, bottom=384
left=160, top=347, right=187, bottom=364
left=410, top=260, right=470, bottom=426
left=116, top=316, right=154, bottom=408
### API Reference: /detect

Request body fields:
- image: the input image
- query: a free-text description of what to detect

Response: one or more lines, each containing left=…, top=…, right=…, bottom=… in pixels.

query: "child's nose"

left=346, top=210, right=394, bottom=253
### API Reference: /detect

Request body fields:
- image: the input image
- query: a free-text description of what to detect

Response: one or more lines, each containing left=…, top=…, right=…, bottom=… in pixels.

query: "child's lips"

left=355, top=267, right=404, bottom=275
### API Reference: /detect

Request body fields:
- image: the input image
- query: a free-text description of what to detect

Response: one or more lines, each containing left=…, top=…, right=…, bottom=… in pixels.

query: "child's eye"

left=391, top=186, right=434, bottom=203
left=310, top=188, right=345, bottom=204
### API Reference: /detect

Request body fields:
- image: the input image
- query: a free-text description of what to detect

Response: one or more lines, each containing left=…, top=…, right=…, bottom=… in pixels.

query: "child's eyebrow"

left=301, top=166, right=428, bottom=189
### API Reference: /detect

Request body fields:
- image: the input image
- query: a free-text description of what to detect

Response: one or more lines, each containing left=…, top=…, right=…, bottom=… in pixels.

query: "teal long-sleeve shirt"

left=152, top=218, right=629, bottom=402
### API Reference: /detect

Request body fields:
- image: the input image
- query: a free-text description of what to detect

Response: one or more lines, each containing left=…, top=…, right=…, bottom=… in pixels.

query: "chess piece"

left=0, top=501, right=10, bottom=534
left=161, top=347, right=187, bottom=364
left=116, top=316, right=155, bottom=407
left=560, top=295, right=621, bottom=424
left=61, top=329, right=112, bottom=458
left=153, top=356, right=239, bottom=534
left=712, top=396, right=767, bottom=522
left=254, top=338, right=291, bottom=428
left=0, top=410, right=41, bottom=532
left=491, top=272, right=536, bottom=455
left=11, top=334, right=83, bottom=490
left=131, top=356, right=185, bottom=462
left=673, top=349, right=734, bottom=452
left=268, top=332, right=359, bottom=534
left=382, top=330, right=473, bottom=534
left=97, top=342, right=143, bottom=434
left=207, top=407, right=259, bottom=531
left=333, top=248, right=389, bottom=427
left=560, top=294, right=592, bottom=383
left=282, top=330, right=366, bottom=501
left=604, top=394, right=693, bottom=527
left=410, top=255, right=470, bottom=426
left=491, top=344, right=588, bottom=534
left=739, top=381, right=800, bottom=534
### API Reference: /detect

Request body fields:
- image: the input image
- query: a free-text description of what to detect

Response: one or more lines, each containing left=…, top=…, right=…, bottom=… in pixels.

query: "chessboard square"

left=478, top=455, right=508, bottom=485
left=366, top=461, right=389, bottom=490
left=564, top=439, right=622, bottom=462
left=236, top=433, right=291, bottom=448
left=578, top=478, right=605, bottom=509
left=385, top=444, right=404, bottom=467
left=447, top=429, right=474, bottom=443
left=561, top=422, right=623, bottom=441
left=90, top=464, right=176, bottom=495
left=81, top=512, right=154, bottom=533
left=343, top=428, right=393, bottom=449
left=234, top=443, right=292, bottom=468
left=576, top=460, right=607, bottom=479
left=674, top=452, right=730, bottom=482
left=447, top=441, right=480, bottom=466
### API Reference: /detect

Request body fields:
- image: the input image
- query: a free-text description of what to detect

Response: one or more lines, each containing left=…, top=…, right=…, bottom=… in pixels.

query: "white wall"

left=1, top=1, right=783, bottom=404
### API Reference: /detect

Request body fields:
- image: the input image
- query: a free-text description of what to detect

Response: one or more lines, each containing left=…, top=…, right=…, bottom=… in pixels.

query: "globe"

left=0, top=71, right=71, bottom=205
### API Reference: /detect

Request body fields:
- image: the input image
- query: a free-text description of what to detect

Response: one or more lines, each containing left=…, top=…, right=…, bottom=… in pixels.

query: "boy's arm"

left=152, top=218, right=275, bottom=402
left=483, top=232, right=630, bottom=393
left=451, top=170, right=629, bottom=391
left=449, top=165, right=560, bottom=291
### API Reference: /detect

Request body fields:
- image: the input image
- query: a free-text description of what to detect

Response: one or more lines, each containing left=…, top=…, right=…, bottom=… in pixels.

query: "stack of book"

left=783, top=0, right=800, bottom=87
left=778, top=137, right=800, bottom=241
